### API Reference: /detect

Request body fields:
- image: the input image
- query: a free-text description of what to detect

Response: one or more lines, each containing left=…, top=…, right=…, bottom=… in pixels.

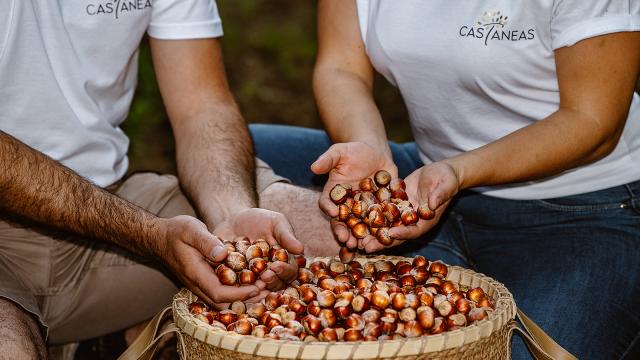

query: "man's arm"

left=0, top=130, right=162, bottom=255
left=149, top=38, right=303, bottom=291
left=0, top=130, right=263, bottom=306
left=149, top=38, right=255, bottom=229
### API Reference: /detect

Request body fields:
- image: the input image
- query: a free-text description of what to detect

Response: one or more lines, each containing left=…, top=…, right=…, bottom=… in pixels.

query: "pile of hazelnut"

left=211, top=237, right=305, bottom=286
left=329, top=170, right=434, bottom=246
left=189, top=254, right=494, bottom=342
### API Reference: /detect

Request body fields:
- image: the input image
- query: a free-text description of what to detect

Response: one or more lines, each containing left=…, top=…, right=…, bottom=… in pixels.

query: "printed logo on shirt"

left=86, top=0, right=152, bottom=19
left=459, top=11, right=535, bottom=46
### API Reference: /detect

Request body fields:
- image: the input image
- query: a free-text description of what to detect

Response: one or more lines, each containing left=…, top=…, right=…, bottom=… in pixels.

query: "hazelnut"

left=429, top=262, right=449, bottom=278
left=271, top=248, right=289, bottom=263
left=319, top=328, right=338, bottom=342
left=362, top=309, right=382, bottom=324
left=244, top=244, right=264, bottom=261
left=302, top=315, right=322, bottom=335
left=317, top=290, right=336, bottom=308
left=403, top=320, right=424, bottom=338
left=374, top=260, right=394, bottom=273
left=338, top=204, right=351, bottom=222
left=411, top=267, right=430, bottom=285
left=346, top=215, right=362, bottom=229
left=351, top=200, right=367, bottom=219
left=436, top=300, right=455, bottom=317
left=417, top=203, right=435, bottom=220
left=345, top=313, right=365, bottom=330
left=294, top=254, right=307, bottom=268
left=297, top=268, right=314, bottom=284
left=328, top=260, right=346, bottom=277
left=307, top=301, right=322, bottom=317
left=400, top=209, right=419, bottom=225
left=417, top=306, right=435, bottom=329
left=359, top=178, right=377, bottom=192
left=467, top=287, right=486, bottom=303
left=371, top=290, right=391, bottom=310
left=400, top=307, right=417, bottom=322
left=468, top=308, right=488, bottom=322
left=374, top=170, right=392, bottom=187
left=431, top=317, right=447, bottom=334
left=252, top=325, right=268, bottom=338
left=380, top=318, right=397, bottom=335
left=308, top=261, right=327, bottom=274
left=254, top=240, right=270, bottom=256
left=382, top=202, right=401, bottom=223
left=363, top=322, right=382, bottom=338
left=238, top=269, right=256, bottom=285
left=318, top=277, right=338, bottom=292
left=418, top=292, right=434, bottom=307
left=231, top=301, right=246, bottom=315
left=319, top=309, right=337, bottom=329
left=195, top=311, right=215, bottom=325
left=264, top=293, right=282, bottom=311
left=389, top=178, right=406, bottom=192
left=334, top=299, right=353, bottom=320
left=249, top=257, right=268, bottom=275
left=447, top=313, right=467, bottom=329
left=246, top=303, right=266, bottom=319
left=215, top=264, right=237, bottom=286
left=351, top=295, right=370, bottom=313
left=375, top=187, right=392, bottom=203
left=228, top=319, right=253, bottom=335
left=351, top=222, right=369, bottom=239
left=375, top=227, right=393, bottom=246
left=344, top=328, right=363, bottom=342
left=339, top=246, right=356, bottom=263
left=405, top=294, right=420, bottom=309
left=234, top=237, right=252, bottom=255
left=400, top=274, right=417, bottom=288
left=225, top=251, right=248, bottom=272
left=391, top=292, right=406, bottom=311
left=299, top=284, right=318, bottom=303
left=188, top=301, right=207, bottom=315
left=366, top=209, right=385, bottom=228
left=216, top=310, right=238, bottom=326
left=330, top=184, right=349, bottom=205
left=358, top=191, right=378, bottom=208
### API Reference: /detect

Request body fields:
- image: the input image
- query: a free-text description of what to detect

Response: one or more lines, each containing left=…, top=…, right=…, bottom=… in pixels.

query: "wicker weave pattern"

left=173, top=256, right=517, bottom=360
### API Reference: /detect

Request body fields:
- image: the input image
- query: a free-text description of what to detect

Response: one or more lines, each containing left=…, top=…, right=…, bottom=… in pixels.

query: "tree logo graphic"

left=478, top=11, right=508, bottom=28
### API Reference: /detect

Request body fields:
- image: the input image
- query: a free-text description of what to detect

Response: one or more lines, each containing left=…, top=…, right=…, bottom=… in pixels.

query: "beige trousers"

left=0, top=161, right=286, bottom=345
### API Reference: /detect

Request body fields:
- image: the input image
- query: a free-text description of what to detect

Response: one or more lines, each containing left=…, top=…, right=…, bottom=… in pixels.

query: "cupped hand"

left=360, top=162, right=460, bottom=253
left=214, top=208, right=303, bottom=292
left=311, top=142, right=397, bottom=249
left=154, top=215, right=264, bottom=310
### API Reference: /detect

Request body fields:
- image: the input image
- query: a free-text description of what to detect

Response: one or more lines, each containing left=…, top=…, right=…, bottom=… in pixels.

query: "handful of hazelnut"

left=189, top=255, right=494, bottom=342
left=212, top=236, right=305, bottom=286
left=329, top=170, right=435, bottom=246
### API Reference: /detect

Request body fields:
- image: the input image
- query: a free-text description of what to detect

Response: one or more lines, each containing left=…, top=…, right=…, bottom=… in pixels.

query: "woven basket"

left=172, top=256, right=518, bottom=360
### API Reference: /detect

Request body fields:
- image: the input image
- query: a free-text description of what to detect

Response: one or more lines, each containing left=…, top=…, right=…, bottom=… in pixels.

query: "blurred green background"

left=124, top=0, right=410, bottom=174
left=124, top=1, right=640, bottom=175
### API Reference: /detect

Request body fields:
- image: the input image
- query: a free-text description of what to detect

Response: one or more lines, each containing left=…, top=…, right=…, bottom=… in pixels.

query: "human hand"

left=311, top=142, right=397, bottom=249
left=154, top=215, right=264, bottom=310
left=214, top=208, right=304, bottom=292
left=360, top=162, right=459, bottom=253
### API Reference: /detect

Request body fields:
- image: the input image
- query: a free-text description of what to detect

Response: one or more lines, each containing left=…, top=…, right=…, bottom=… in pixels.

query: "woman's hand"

left=311, top=142, right=397, bottom=249
left=360, top=162, right=460, bottom=253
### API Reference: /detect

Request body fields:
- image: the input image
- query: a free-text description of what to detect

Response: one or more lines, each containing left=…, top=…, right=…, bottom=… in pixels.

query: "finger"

left=359, top=234, right=376, bottom=250
left=331, top=220, right=350, bottom=244
left=388, top=225, right=423, bottom=241
left=346, top=235, right=358, bottom=250
left=244, top=290, right=271, bottom=304
left=310, top=144, right=343, bottom=175
left=364, top=240, right=385, bottom=254
left=319, top=194, right=339, bottom=217
left=255, top=279, right=267, bottom=291
left=192, top=231, right=227, bottom=263
left=191, top=259, right=260, bottom=302
left=260, top=269, right=286, bottom=291
left=270, top=261, right=298, bottom=284
left=273, top=217, right=304, bottom=255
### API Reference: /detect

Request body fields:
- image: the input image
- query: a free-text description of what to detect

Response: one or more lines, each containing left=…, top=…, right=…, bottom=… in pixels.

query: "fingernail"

left=250, top=289, right=259, bottom=297
left=211, top=245, right=226, bottom=260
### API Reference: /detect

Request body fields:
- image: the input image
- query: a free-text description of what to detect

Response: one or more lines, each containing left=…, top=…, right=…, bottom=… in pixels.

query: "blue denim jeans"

left=250, top=124, right=640, bottom=360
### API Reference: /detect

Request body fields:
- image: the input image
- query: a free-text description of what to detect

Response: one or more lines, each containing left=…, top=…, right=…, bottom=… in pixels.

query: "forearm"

left=313, top=67, right=393, bottom=163
left=0, top=131, right=165, bottom=256
left=444, top=109, right=623, bottom=190
left=173, top=102, right=257, bottom=230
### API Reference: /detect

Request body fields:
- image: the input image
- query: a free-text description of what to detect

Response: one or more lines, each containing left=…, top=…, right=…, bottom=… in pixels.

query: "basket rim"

left=173, top=255, right=517, bottom=359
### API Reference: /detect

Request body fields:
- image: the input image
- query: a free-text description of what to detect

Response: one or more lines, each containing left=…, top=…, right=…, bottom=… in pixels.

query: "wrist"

left=201, top=202, right=253, bottom=230
left=441, top=158, right=467, bottom=190
left=146, top=216, right=170, bottom=259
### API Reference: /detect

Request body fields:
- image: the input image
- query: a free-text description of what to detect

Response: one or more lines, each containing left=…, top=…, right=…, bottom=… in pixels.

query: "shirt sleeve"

left=551, top=0, right=640, bottom=49
left=147, top=0, right=223, bottom=40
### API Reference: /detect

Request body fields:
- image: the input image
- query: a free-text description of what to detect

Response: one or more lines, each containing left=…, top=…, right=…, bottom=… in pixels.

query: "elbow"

left=585, top=124, right=625, bottom=163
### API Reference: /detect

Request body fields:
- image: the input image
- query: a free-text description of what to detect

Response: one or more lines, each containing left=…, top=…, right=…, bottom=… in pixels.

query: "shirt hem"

left=147, top=20, right=223, bottom=40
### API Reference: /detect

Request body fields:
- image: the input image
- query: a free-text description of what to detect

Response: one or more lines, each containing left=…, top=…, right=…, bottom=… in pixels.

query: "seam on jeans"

left=620, top=329, right=640, bottom=359
left=453, top=213, right=476, bottom=270
left=534, top=199, right=624, bottom=212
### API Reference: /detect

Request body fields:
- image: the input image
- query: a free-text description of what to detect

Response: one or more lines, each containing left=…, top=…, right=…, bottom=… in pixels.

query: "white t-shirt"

left=356, top=0, right=640, bottom=199
left=0, top=0, right=223, bottom=187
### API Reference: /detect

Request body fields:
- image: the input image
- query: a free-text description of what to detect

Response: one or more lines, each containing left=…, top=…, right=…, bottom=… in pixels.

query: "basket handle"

left=512, top=309, right=578, bottom=360
left=116, top=306, right=185, bottom=360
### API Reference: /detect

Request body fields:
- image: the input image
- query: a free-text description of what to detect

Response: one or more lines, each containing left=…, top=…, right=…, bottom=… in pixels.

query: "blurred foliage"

left=124, top=0, right=410, bottom=174
left=124, top=0, right=640, bottom=174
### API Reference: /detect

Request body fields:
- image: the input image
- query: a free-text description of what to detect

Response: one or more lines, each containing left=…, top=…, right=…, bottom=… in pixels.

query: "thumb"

left=195, top=231, right=228, bottom=262
left=311, top=144, right=343, bottom=175
left=427, top=182, right=452, bottom=211
left=273, top=218, right=304, bottom=255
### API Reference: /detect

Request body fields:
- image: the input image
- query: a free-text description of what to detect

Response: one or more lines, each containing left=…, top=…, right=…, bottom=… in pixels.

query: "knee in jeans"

left=0, top=299, right=46, bottom=359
